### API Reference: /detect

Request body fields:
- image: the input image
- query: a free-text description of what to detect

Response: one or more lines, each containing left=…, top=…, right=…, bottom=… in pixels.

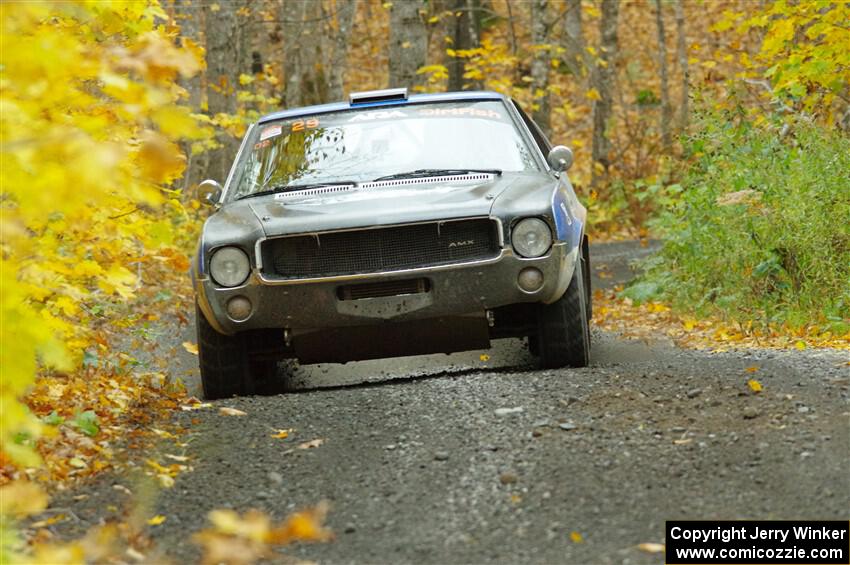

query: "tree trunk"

left=205, top=1, right=248, bottom=183
left=282, top=0, right=325, bottom=106
left=655, top=0, right=672, bottom=152
left=563, top=0, right=583, bottom=77
left=467, top=0, right=484, bottom=90
left=301, top=1, right=325, bottom=104
left=674, top=0, right=689, bottom=129
left=235, top=3, right=255, bottom=112
left=590, top=0, right=619, bottom=188
left=282, top=1, right=305, bottom=107
left=447, top=0, right=481, bottom=91
left=504, top=0, right=518, bottom=60
left=281, top=2, right=299, bottom=107
left=530, top=0, right=551, bottom=135
left=173, top=0, right=205, bottom=191
left=328, top=0, right=356, bottom=101
left=388, top=0, right=427, bottom=89
left=174, top=0, right=203, bottom=109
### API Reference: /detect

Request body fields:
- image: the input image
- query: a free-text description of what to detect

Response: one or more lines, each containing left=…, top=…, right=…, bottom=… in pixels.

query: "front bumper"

left=196, top=242, right=577, bottom=335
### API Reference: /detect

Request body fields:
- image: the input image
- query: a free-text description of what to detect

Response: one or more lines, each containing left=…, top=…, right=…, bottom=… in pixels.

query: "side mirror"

left=547, top=145, right=574, bottom=172
left=197, top=179, right=223, bottom=207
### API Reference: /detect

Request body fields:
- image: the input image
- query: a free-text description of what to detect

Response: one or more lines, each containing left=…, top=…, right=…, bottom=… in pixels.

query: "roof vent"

left=349, top=88, right=409, bottom=106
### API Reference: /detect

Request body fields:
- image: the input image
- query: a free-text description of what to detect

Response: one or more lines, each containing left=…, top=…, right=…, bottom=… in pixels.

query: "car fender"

left=547, top=176, right=586, bottom=303
left=192, top=203, right=265, bottom=334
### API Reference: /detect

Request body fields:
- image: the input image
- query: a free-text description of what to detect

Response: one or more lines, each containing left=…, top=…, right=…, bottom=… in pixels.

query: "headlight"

left=512, top=218, right=552, bottom=258
left=209, top=246, right=250, bottom=287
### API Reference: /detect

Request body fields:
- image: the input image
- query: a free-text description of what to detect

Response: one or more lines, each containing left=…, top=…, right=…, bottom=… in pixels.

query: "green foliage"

left=73, top=411, right=100, bottom=437
left=584, top=174, right=682, bottom=235
left=41, top=411, right=64, bottom=426
left=628, top=107, right=850, bottom=331
left=636, top=89, right=660, bottom=106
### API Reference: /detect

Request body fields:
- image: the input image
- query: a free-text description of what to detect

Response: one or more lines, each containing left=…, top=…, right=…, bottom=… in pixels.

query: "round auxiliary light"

left=518, top=267, right=545, bottom=293
left=209, top=246, right=250, bottom=287
left=226, top=296, right=253, bottom=321
left=512, top=218, right=552, bottom=258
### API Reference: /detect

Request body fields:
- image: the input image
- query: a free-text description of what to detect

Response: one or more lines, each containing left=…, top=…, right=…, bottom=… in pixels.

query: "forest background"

left=1, top=0, right=848, bottom=561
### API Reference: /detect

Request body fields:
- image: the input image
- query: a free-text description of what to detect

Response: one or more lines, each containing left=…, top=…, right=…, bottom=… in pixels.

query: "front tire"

left=535, top=253, right=591, bottom=369
left=196, top=305, right=282, bottom=399
left=582, top=236, right=592, bottom=321
left=196, top=305, right=251, bottom=399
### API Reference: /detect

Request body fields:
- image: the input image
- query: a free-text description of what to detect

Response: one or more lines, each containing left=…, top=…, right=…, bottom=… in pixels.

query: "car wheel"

left=535, top=253, right=591, bottom=369
left=196, top=304, right=252, bottom=399
left=582, top=236, right=592, bottom=321
left=195, top=306, right=294, bottom=400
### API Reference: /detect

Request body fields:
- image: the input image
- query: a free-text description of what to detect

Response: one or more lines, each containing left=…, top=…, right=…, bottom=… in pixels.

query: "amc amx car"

left=192, top=88, right=591, bottom=399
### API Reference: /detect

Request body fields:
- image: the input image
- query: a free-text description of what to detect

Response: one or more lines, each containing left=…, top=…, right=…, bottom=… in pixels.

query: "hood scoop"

left=274, top=173, right=497, bottom=202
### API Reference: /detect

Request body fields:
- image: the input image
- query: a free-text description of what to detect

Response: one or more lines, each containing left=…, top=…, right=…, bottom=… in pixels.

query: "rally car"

left=192, top=88, right=590, bottom=399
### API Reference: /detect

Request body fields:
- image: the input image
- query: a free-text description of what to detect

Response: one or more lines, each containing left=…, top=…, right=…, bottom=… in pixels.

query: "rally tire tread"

left=582, top=236, right=592, bottom=321
left=196, top=305, right=253, bottom=399
left=536, top=253, right=591, bottom=369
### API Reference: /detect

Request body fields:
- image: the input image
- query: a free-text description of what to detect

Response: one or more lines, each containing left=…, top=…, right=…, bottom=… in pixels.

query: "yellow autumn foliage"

left=717, top=0, right=850, bottom=122
left=1, top=1, right=206, bottom=466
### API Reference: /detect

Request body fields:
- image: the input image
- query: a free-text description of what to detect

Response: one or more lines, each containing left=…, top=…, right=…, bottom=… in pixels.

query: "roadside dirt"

left=38, top=241, right=849, bottom=563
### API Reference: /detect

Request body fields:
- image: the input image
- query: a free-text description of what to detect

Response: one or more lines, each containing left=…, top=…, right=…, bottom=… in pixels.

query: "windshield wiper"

left=371, top=169, right=502, bottom=182
left=236, top=181, right=357, bottom=201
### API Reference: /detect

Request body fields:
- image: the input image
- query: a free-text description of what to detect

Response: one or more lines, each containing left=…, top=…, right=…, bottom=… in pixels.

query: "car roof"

left=257, top=90, right=509, bottom=124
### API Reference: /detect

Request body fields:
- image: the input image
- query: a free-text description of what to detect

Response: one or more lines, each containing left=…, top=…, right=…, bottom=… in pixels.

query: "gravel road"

left=46, top=241, right=849, bottom=563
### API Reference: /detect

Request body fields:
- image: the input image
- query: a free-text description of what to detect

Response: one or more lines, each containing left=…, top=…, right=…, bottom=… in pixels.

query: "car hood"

left=244, top=173, right=549, bottom=236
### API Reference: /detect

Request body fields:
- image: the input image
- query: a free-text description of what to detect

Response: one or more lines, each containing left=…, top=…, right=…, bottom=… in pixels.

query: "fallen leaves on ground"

left=593, top=289, right=850, bottom=352
left=181, top=398, right=213, bottom=411
left=2, top=366, right=187, bottom=487
left=219, top=407, right=248, bottom=417
left=182, top=341, right=199, bottom=355
left=1, top=482, right=135, bottom=564
left=5, top=481, right=331, bottom=564
left=570, top=531, right=584, bottom=543
left=748, top=379, right=763, bottom=393
left=637, top=542, right=665, bottom=553
left=193, top=502, right=331, bottom=565
left=147, top=515, right=167, bottom=526
left=297, top=439, right=325, bottom=450
left=2, top=219, right=196, bottom=489
left=146, top=458, right=192, bottom=489
left=271, top=429, right=293, bottom=439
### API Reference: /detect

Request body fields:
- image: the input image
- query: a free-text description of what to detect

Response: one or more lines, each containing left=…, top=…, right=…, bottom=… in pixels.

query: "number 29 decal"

left=291, top=118, right=320, bottom=132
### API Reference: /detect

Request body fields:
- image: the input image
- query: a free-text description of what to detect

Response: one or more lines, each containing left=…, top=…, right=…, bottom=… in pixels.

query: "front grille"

left=337, top=278, right=430, bottom=300
left=261, top=218, right=500, bottom=279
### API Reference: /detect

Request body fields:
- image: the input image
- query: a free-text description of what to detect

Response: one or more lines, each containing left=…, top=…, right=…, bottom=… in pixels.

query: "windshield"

left=227, top=100, right=538, bottom=201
